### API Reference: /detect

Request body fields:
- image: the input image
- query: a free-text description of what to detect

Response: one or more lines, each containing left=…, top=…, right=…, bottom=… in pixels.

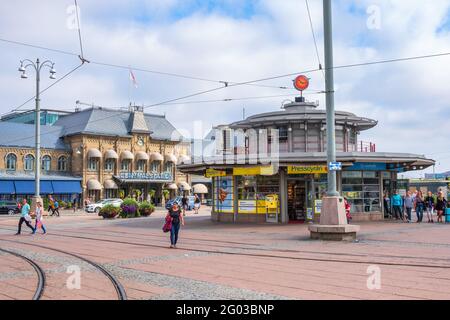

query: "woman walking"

left=435, top=191, right=447, bottom=224
left=424, top=191, right=435, bottom=223
left=414, top=191, right=425, bottom=223
left=32, top=201, right=47, bottom=234
left=194, top=195, right=201, bottom=214
left=167, top=203, right=184, bottom=248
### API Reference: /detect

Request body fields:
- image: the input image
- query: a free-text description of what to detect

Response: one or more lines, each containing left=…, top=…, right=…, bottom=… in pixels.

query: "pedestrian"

left=384, top=192, right=392, bottom=219
left=391, top=190, right=404, bottom=221
left=404, top=191, right=414, bottom=223
left=181, top=194, right=188, bottom=217
left=414, top=190, right=425, bottom=223
left=32, top=201, right=46, bottom=235
left=344, top=197, right=352, bottom=224
left=167, top=203, right=184, bottom=248
left=48, top=195, right=55, bottom=215
left=194, top=194, right=201, bottom=214
left=52, top=199, right=60, bottom=217
left=435, top=191, right=447, bottom=224
left=424, top=191, right=435, bottom=223
left=15, top=199, right=35, bottom=235
left=72, top=194, right=77, bottom=213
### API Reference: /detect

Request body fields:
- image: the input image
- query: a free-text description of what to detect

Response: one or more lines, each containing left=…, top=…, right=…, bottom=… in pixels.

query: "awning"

left=150, top=152, right=164, bottom=162
left=104, top=149, right=119, bottom=159
left=121, top=151, right=134, bottom=160
left=104, top=179, right=118, bottom=190
left=178, top=155, right=191, bottom=165
left=0, top=181, right=15, bottom=194
left=178, top=181, right=191, bottom=191
left=165, top=154, right=177, bottom=163
left=51, top=181, right=82, bottom=194
left=166, top=183, right=178, bottom=190
left=193, top=184, right=208, bottom=194
left=13, top=181, right=54, bottom=195
left=135, top=151, right=149, bottom=161
left=87, top=179, right=103, bottom=190
left=88, top=148, right=102, bottom=158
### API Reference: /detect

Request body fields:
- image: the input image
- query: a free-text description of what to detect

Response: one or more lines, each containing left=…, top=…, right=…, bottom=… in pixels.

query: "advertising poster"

left=215, top=176, right=234, bottom=213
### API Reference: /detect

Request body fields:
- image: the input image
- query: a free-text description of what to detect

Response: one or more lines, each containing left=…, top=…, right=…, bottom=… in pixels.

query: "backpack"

left=162, top=215, right=172, bottom=233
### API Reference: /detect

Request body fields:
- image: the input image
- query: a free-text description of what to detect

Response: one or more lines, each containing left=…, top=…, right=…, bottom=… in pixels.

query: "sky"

left=0, top=0, right=450, bottom=178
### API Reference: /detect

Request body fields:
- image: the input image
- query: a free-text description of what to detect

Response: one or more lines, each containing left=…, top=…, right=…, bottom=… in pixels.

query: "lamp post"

left=18, top=58, right=56, bottom=209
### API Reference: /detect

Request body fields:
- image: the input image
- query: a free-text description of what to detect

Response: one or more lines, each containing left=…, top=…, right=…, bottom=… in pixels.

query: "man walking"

left=15, top=199, right=35, bottom=235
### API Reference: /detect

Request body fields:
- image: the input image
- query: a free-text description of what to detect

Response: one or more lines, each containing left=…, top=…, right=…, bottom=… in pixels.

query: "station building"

left=0, top=106, right=191, bottom=205
left=179, top=98, right=435, bottom=223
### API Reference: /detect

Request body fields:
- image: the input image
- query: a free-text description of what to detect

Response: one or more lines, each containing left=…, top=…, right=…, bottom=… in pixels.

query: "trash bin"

left=445, top=208, right=450, bottom=223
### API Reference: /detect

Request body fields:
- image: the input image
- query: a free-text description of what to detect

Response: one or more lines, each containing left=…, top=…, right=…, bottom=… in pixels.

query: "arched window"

left=150, top=161, right=161, bottom=173
left=104, top=159, right=115, bottom=171
left=6, top=154, right=17, bottom=171
left=41, top=155, right=51, bottom=171
left=121, top=159, right=131, bottom=172
left=24, top=154, right=34, bottom=171
left=58, top=156, right=68, bottom=171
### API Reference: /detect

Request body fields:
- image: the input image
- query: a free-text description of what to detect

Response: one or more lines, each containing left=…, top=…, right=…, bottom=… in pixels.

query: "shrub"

left=59, top=200, right=67, bottom=208
left=139, top=201, right=155, bottom=217
left=120, top=198, right=139, bottom=218
left=99, top=205, right=121, bottom=219
left=66, top=202, right=72, bottom=209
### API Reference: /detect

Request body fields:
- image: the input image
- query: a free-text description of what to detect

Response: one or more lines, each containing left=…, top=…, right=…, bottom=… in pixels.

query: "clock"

left=137, top=136, right=144, bottom=146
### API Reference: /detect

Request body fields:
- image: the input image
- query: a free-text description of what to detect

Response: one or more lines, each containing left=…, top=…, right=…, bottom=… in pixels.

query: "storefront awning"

left=178, top=181, right=191, bottom=191
left=105, top=149, right=119, bottom=159
left=13, top=181, right=54, bottom=195
left=0, top=181, right=15, bottom=194
left=51, top=181, right=82, bottom=194
left=165, top=154, right=177, bottom=163
left=88, top=148, right=102, bottom=158
left=193, top=184, right=208, bottom=194
left=87, top=179, right=103, bottom=190
left=104, top=179, right=118, bottom=190
left=121, top=151, right=134, bottom=160
left=166, top=183, right=178, bottom=190
left=150, top=152, right=164, bottom=162
left=135, top=151, right=149, bottom=161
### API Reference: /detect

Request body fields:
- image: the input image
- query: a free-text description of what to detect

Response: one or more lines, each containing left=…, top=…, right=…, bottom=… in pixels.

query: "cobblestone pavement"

left=1, top=207, right=450, bottom=300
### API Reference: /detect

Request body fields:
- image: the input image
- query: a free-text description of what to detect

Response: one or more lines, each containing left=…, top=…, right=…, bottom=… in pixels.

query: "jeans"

left=17, top=217, right=35, bottom=234
left=426, top=207, right=434, bottom=221
left=393, top=205, right=403, bottom=220
left=170, top=222, right=180, bottom=245
left=34, top=220, right=46, bottom=234
left=416, top=204, right=424, bottom=222
left=405, top=207, right=412, bottom=222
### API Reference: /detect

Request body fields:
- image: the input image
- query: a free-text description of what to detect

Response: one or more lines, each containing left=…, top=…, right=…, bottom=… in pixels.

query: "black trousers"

left=17, top=217, right=34, bottom=234
left=393, top=205, right=403, bottom=220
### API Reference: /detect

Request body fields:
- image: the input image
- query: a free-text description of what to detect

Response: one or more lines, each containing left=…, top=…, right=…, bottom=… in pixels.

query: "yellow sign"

left=205, top=169, right=226, bottom=178
left=233, top=165, right=276, bottom=176
left=288, top=165, right=328, bottom=175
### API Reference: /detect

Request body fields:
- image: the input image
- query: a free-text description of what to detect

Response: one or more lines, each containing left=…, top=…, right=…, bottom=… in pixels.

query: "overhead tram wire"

left=305, top=0, right=325, bottom=79
left=74, top=0, right=85, bottom=60
left=3, top=50, right=450, bottom=145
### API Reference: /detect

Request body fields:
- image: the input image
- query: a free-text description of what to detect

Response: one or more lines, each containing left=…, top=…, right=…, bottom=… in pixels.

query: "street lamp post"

left=18, top=58, right=56, bottom=209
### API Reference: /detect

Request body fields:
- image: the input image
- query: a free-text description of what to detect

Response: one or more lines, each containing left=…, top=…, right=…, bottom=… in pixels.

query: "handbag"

left=162, top=215, right=172, bottom=233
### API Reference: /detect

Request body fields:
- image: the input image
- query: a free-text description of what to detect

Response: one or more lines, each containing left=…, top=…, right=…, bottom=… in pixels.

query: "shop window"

left=105, top=189, right=117, bottom=199
left=342, top=171, right=381, bottom=213
left=104, top=159, right=115, bottom=172
left=121, top=159, right=131, bottom=172
left=6, top=153, right=17, bottom=171
left=237, top=176, right=257, bottom=200
left=88, top=158, right=98, bottom=171
left=58, top=156, right=68, bottom=171
left=24, top=154, right=34, bottom=171
left=41, top=155, right=51, bottom=171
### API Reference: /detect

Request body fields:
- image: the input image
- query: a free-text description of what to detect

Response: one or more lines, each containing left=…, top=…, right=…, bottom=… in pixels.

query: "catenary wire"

left=74, top=0, right=85, bottom=59
left=305, top=0, right=325, bottom=78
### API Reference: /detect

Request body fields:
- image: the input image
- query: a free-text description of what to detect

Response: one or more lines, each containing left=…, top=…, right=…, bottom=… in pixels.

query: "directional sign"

left=329, top=162, right=342, bottom=171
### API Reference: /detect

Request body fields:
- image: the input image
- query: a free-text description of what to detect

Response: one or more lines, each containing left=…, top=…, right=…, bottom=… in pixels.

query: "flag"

left=129, top=69, right=138, bottom=88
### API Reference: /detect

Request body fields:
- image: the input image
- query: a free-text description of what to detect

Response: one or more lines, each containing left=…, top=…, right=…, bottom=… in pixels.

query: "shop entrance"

left=287, top=180, right=307, bottom=222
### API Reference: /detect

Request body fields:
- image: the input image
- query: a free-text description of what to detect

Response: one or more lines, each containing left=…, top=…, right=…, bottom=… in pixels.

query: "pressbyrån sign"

left=288, top=165, right=328, bottom=175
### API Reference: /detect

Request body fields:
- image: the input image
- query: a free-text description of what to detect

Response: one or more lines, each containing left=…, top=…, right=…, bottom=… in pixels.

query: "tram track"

left=0, top=247, right=45, bottom=300
left=0, top=239, right=127, bottom=300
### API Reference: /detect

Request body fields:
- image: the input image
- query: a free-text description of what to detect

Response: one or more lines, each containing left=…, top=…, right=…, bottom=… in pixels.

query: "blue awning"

left=0, top=181, right=15, bottom=194
left=51, top=181, right=81, bottom=194
left=13, top=181, right=54, bottom=195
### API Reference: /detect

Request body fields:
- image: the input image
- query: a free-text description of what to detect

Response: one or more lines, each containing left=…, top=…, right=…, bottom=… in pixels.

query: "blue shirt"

left=21, top=203, right=30, bottom=217
left=391, top=194, right=403, bottom=206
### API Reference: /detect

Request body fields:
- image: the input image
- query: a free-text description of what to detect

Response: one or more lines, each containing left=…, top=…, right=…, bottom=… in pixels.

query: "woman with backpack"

left=166, top=203, right=184, bottom=248
left=435, top=191, right=447, bottom=224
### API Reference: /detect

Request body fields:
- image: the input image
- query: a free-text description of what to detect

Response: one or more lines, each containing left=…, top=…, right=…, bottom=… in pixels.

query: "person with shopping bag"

left=164, top=203, right=184, bottom=248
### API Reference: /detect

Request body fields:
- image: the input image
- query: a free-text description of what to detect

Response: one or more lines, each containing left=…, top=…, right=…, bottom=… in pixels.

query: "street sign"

left=328, top=162, right=342, bottom=171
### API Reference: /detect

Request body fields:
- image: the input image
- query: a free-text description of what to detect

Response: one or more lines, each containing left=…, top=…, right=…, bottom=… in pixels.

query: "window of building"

left=24, top=154, right=34, bottom=171
left=6, top=154, right=17, bottom=171
left=58, top=156, right=68, bottom=171
left=121, top=159, right=131, bottom=172
left=278, top=126, right=288, bottom=142
left=164, top=161, right=174, bottom=173
left=136, top=160, right=146, bottom=172
left=104, top=159, right=115, bottom=172
left=88, top=158, right=98, bottom=171
left=105, top=189, right=117, bottom=199
left=41, top=155, right=51, bottom=171
left=237, top=176, right=257, bottom=200
left=150, top=161, right=161, bottom=173
left=342, top=171, right=381, bottom=213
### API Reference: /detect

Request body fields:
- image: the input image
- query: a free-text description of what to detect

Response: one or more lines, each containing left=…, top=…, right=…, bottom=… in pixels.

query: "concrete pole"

left=323, top=0, right=339, bottom=197
left=35, top=58, right=41, bottom=198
